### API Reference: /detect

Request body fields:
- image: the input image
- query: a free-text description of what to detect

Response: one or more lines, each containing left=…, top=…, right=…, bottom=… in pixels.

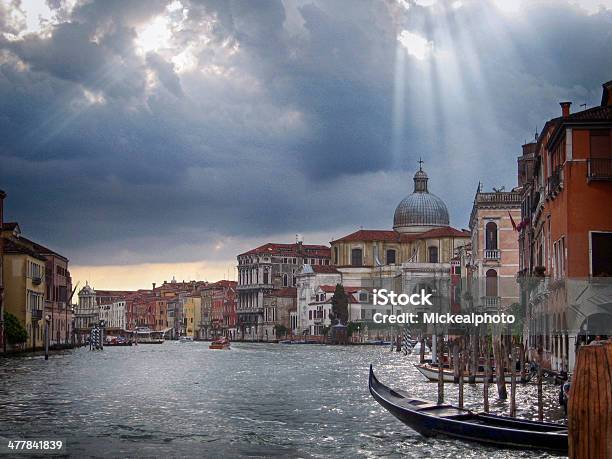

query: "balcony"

left=31, top=276, right=42, bottom=285
left=484, top=249, right=500, bottom=260
left=483, top=296, right=500, bottom=308
left=31, top=309, right=43, bottom=321
left=547, top=166, right=563, bottom=197
left=588, top=158, right=612, bottom=181
left=237, top=283, right=274, bottom=291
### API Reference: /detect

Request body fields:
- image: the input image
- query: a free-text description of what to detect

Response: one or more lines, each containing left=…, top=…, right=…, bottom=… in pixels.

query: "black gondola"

left=369, top=365, right=568, bottom=453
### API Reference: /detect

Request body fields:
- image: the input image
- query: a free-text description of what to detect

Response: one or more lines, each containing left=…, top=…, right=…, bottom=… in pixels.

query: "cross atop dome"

left=418, top=157, right=424, bottom=171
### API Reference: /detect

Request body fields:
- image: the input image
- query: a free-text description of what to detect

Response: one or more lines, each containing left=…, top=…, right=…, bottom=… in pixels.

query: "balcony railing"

left=237, top=283, right=274, bottom=290
left=31, top=309, right=43, bottom=321
left=588, top=158, right=612, bottom=181
left=547, top=166, right=563, bottom=195
left=31, top=276, right=42, bottom=285
left=483, top=296, right=500, bottom=308
left=484, top=249, right=500, bottom=260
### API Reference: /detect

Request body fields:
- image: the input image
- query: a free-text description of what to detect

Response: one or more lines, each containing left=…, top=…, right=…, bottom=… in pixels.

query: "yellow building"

left=330, top=166, right=470, bottom=287
left=183, top=295, right=201, bottom=338
left=2, top=234, right=47, bottom=350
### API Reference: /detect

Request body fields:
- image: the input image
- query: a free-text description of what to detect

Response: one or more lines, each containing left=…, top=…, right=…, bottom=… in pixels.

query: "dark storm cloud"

left=1, top=0, right=612, bottom=265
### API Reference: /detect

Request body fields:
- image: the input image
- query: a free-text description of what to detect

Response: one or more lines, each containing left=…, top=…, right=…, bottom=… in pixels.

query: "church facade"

left=330, top=165, right=471, bottom=317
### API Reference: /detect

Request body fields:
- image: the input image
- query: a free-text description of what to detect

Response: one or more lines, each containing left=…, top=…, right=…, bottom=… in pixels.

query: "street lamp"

left=44, top=314, right=50, bottom=360
left=99, top=319, right=106, bottom=350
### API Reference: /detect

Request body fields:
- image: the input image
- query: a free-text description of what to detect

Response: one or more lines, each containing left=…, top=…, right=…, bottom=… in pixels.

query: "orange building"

left=519, top=80, right=612, bottom=372
left=0, top=190, right=5, bottom=351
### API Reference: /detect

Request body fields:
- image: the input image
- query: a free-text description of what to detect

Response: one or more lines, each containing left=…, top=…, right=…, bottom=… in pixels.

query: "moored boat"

left=209, top=337, right=230, bottom=350
left=414, top=363, right=532, bottom=384
left=179, top=336, right=194, bottom=343
left=369, top=365, right=567, bottom=452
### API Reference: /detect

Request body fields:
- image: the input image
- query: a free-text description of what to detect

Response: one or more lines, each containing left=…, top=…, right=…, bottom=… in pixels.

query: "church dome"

left=393, top=165, right=450, bottom=233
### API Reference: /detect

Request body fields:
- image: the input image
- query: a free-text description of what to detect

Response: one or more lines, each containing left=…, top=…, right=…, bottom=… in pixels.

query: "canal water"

left=0, top=343, right=565, bottom=458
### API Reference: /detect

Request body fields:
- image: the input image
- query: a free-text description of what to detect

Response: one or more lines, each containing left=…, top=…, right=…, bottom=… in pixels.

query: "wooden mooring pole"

left=483, top=338, right=490, bottom=413
left=509, top=343, right=517, bottom=417
left=537, top=345, right=544, bottom=422
left=458, top=348, right=464, bottom=409
left=437, top=334, right=444, bottom=405
left=419, top=334, right=426, bottom=364
left=568, top=342, right=612, bottom=459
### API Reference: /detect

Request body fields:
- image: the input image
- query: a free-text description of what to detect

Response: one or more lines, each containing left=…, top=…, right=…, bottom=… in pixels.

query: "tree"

left=346, top=321, right=360, bottom=337
left=330, top=284, right=349, bottom=325
left=273, top=324, right=287, bottom=337
left=5, top=312, right=27, bottom=345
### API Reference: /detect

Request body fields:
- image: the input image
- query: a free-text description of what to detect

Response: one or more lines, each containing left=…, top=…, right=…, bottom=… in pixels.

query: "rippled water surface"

left=0, top=343, right=567, bottom=458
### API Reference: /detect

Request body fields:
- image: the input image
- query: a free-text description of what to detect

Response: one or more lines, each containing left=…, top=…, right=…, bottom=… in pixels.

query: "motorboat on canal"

left=369, top=365, right=567, bottom=453
left=179, top=336, right=194, bottom=343
left=104, top=336, right=133, bottom=346
left=414, top=363, right=532, bottom=384
left=209, top=337, right=231, bottom=350
left=134, top=327, right=165, bottom=344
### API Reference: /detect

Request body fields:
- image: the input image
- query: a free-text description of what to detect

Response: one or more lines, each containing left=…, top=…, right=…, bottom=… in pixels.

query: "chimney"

left=152, top=282, right=156, bottom=290
left=560, top=101, right=572, bottom=117
left=602, top=80, right=612, bottom=107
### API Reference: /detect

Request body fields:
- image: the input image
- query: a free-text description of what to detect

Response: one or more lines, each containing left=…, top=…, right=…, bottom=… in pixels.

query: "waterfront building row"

left=0, top=191, right=74, bottom=351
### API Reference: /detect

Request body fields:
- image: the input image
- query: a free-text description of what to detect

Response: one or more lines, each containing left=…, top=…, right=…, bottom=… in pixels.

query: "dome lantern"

left=393, top=161, right=450, bottom=233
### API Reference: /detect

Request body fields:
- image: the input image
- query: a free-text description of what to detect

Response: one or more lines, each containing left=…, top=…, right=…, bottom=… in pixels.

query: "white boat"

left=179, top=336, right=194, bottom=342
left=414, top=363, right=530, bottom=383
left=410, top=342, right=430, bottom=355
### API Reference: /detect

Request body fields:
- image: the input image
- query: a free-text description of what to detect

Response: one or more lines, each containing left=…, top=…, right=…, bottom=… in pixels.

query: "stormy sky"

left=1, top=0, right=612, bottom=289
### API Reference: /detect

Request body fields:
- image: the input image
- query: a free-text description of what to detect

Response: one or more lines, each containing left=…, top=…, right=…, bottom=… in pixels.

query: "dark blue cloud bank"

left=1, top=0, right=611, bottom=265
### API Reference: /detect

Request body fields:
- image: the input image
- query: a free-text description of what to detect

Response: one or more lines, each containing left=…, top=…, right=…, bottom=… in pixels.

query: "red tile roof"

left=239, top=242, right=331, bottom=258
left=544, top=91, right=612, bottom=149
left=333, top=227, right=469, bottom=243
left=3, top=238, right=47, bottom=261
left=319, top=285, right=360, bottom=293
left=310, top=265, right=340, bottom=274
left=309, top=293, right=359, bottom=305
left=18, top=236, right=68, bottom=261
left=416, top=227, right=470, bottom=239
left=211, top=280, right=237, bottom=289
left=333, top=230, right=413, bottom=243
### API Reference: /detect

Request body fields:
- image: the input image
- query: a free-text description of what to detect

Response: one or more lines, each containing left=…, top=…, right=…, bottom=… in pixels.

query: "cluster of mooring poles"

left=89, top=320, right=105, bottom=351
left=410, top=327, right=534, bottom=417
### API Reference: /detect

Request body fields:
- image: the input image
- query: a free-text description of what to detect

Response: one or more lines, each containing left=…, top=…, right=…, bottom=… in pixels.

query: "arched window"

left=263, top=270, right=269, bottom=285
left=283, top=273, right=288, bottom=287
left=351, top=248, right=363, bottom=267
left=386, top=249, right=396, bottom=265
left=428, top=246, right=438, bottom=263
left=485, top=269, right=498, bottom=297
left=485, top=222, right=498, bottom=250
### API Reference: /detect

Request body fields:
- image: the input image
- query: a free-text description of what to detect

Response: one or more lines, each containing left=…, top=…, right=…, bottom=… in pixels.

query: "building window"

left=485, top=269, right=498, bottom=297
left=309, top=310, right=312, bottom=320
left=263, top=270, right=269, bottom=285
left=283, top=274, right=288, bottom=287
left=428, top=246, right=438, bottom=263
left=359, top=292, right=368, bottom=302
left=485, top=222, right=498, bottom=250
left=591, top=232, right=612, bottom=277
left=351, top=248, right=363, bottom=267
left=333, top=247, right=339, bottom=265
left=386, top=249, right=396, bottom=265
left=590, top=130, right=611, bottom=158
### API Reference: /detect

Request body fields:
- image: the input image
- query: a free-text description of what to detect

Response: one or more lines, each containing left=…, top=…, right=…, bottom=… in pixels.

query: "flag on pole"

left=508, top=211, right=518, bottom=231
